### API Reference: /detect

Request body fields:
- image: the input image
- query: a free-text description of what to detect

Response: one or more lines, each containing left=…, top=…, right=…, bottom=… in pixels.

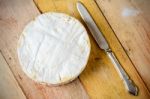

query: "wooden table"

left=0, top=0, right=150, bottom=98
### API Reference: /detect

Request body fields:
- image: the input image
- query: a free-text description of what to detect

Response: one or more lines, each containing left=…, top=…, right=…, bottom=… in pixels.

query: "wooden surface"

left=0, top=0, right=150, bottom=98
left=0, top=52, right=26, bottom=99
left=96, top=0, right=150, bottom=91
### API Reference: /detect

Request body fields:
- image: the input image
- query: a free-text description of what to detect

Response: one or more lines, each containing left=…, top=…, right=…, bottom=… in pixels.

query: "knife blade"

left=77, top=1, right=138, bottom=96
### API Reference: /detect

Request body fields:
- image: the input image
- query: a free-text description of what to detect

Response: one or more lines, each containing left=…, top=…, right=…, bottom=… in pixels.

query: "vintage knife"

left=77, top=1, right=138, bottom=95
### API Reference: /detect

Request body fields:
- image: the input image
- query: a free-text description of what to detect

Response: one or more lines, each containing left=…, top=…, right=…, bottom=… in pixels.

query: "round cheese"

left=17, top=12, right=91, bottom=85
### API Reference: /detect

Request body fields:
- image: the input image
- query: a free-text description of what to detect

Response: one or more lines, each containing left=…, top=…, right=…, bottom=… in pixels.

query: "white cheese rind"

left=17, top=12, right=91, bottom=85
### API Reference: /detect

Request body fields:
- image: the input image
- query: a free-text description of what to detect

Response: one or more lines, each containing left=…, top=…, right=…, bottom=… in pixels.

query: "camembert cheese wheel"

left=17, top=12, right=91, bottom=85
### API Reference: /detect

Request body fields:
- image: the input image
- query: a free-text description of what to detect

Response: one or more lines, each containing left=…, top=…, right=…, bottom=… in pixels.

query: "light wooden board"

left=96, top=0, right=150, bottom=91
left=0, top=0, right=150, bottom=98
left=0, top=52, right=26, bottom=99
left=35, top=0, right=150, bottom=98
left=0, top=0, right=89, bottom=99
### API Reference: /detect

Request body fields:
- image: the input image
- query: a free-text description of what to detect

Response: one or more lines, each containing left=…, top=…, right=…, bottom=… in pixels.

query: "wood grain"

left=0, top=0, right=89, bottom=99
left=0, top=52, right=26, bottom=99
left=96, top=0, right=150, bottom=91
left=0, top=0, right=150, bottom=98
left=35, top=0, right=150, bottom=98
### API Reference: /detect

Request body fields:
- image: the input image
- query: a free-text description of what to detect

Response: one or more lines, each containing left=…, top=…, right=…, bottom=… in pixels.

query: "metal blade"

left=77, top=1, right=109, bottom=50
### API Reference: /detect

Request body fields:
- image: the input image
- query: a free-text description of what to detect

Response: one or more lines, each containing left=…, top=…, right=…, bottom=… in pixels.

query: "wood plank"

left=0, top=0, right=89, bottom=98
left=0, top=52, right=26, bottom=99
left=35, top=0, right=150, bottom=98
left=96, top=0, right=150, bottom=90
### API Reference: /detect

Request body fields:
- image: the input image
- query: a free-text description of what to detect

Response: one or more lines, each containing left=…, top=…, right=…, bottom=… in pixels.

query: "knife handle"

left=106, top=49, right=138, bottom=96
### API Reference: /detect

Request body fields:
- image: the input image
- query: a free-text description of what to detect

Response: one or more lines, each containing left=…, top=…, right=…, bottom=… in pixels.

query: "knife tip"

left=76, top=1, right=81, bottom=4
left=76, top=1, right=82, bottom=9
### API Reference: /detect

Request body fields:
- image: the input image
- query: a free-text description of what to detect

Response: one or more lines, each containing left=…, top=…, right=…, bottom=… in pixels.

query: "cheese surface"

left=17, top=12, right=91, bottom=85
